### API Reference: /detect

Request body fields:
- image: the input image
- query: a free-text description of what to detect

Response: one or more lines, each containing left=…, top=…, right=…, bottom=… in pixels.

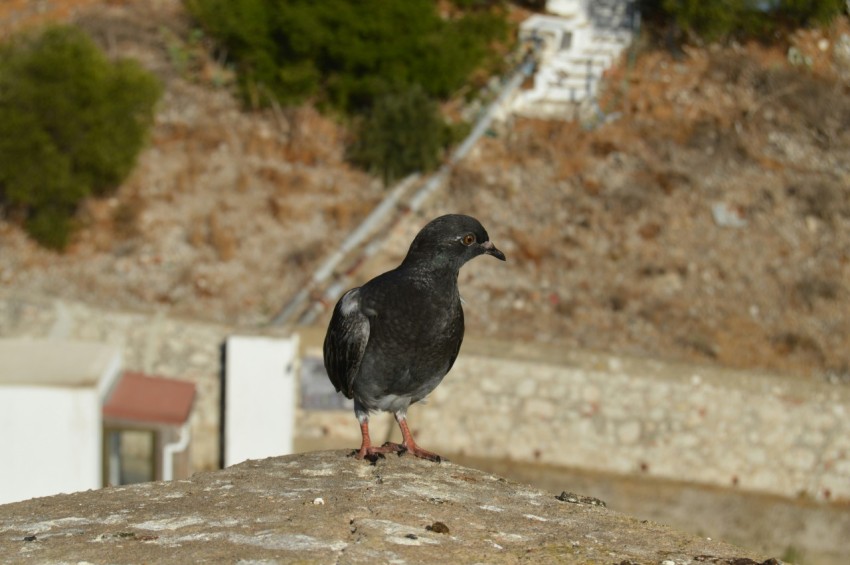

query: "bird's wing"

left=323, top=288, right=370, bottom=398
left=445, top=306, right=464, bottom=374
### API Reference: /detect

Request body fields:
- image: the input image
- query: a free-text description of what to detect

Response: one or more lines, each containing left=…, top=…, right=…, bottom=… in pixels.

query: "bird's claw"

left=378, top=441, right=443, bottom=462
left=408, top=448, right=443, bottom=463
left=351, top=442, right=407, bottom=463
left=349, top=449, right=385, bottom=463
left=350, top=443, right=442, bottom=463
left=379, top=442, right=407, bottom=454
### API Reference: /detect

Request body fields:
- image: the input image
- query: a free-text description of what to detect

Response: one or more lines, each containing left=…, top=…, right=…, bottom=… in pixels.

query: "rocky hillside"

left=0, top=0, right=384, bottom=325
left=419, top=27, right=850, bottom=381
left=1, top=1, right=849, bottom=382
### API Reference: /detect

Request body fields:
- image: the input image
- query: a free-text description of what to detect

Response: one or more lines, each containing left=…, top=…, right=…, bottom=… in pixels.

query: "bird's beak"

left=481, top=240, right=506, bottom=261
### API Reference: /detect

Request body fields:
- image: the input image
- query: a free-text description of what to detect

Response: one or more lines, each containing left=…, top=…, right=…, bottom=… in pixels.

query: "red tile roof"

left=103, top=372, right=196, bottom=426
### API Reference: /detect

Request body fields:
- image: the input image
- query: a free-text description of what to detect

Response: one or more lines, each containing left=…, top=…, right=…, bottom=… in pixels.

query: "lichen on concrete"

left=0, top=450, right=775, bottom=564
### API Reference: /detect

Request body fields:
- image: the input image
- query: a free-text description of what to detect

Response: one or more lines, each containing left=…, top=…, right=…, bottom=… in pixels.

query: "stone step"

left=510, top=0, right=637, bottom=118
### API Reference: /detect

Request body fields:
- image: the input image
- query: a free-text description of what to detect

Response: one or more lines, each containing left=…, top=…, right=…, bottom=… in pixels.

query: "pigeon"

left=323, top=214, right=506, bottom=462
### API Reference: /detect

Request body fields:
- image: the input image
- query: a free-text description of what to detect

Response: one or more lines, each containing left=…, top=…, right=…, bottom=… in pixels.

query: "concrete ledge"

left=0, top=451, right=773, bottom=564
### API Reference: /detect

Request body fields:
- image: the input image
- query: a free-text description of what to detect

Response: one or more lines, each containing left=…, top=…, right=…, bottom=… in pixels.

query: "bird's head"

left=402, top=214, right=506, bottom=272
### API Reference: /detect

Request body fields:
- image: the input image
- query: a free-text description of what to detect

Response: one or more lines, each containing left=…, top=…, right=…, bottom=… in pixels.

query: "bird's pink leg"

left=355, top=420, right=404, bottom=460
left=395, top=414, right=442, bottom=462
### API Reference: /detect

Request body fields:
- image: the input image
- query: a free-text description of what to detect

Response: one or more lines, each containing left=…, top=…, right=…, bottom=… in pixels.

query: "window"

left=103, top=427, right=157, bottom=486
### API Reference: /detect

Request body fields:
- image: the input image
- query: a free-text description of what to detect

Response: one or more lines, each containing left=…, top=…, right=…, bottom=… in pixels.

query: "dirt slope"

left=1, top=1, right=849, bottom=382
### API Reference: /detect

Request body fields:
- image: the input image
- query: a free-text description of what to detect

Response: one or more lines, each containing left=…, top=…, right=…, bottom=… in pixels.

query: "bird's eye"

left=461, top=233, right=476, bottom=246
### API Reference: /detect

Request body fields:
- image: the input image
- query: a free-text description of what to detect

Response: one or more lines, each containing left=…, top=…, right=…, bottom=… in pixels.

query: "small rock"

left=312, top=497, right=325, bottom=505
left=23, top=535, right=36, bottom=542
left=426, top=521, right=450, bottom=534
left=787, top=46, right=812, bottom=67
left=711, top=202, right=747, bottom=228
left=556, top=491, right=606, bottom=507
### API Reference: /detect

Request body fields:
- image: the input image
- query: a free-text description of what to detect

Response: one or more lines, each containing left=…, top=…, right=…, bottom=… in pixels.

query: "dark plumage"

left=323, top=214, right=506, bottom=461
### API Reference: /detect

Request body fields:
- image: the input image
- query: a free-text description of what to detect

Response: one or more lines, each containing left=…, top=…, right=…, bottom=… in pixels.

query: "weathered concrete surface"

left=0, top=451, right=773, bottom=564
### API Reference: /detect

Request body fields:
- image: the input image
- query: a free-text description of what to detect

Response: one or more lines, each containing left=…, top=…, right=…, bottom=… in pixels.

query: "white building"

left=0, top=339, right=122, bottom=505
left=0, top=338, right=198, bottom=505
left=223, top=335, right=299, bottom=467
left=511, top=0, right=638, bottom=118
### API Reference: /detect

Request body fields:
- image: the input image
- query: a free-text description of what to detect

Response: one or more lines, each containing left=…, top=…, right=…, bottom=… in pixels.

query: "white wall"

left=0, top=386, right=102, bottom=505
left=224, top=335, right=298, bottom=467
left=547, top=0, right=585, bottom=17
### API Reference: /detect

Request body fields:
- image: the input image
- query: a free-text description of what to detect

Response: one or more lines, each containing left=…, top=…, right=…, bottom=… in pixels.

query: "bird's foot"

left=401, top=443, right=444, bottom=463
left=393, top=417, right=444, bottom=462
left=351, top=443, right=404, bottom=463
left=379, top=442, right=407, bottom=453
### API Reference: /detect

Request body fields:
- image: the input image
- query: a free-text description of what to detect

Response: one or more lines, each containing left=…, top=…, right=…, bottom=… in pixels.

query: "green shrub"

left=189, top=0, right=509, bottom=183
left=0, top=25, right=161, bottom=249
left=347, top=86, right=445, bottom=186
left=661, top=0, right=741, bottom=42
left=188, top=0, right=508, bottom=113
left=775, top=0, right=848, bottom=26
left=641, top=0, right=847, bottom=43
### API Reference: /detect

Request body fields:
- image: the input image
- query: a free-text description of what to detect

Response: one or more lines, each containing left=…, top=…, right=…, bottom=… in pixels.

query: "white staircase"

left=511, top=0, right=638, bottom=119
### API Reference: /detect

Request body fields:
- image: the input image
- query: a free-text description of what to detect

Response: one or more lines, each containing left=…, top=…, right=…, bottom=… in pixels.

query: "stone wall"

left=3, top=291, right=849, bottom=502
left=300, top=342, right=850, bottom=502
left=417, top=345, right=850, bottom=501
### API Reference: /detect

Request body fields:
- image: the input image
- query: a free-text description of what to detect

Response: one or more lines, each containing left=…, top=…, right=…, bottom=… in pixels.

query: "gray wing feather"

left=323, top=288, right=370, bottom=398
